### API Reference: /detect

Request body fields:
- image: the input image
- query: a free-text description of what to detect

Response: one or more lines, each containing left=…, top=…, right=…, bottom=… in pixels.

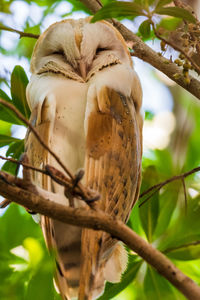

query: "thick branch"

left=80, top=0, right=200, bottom=100
left=0, top=172, right=200, bottom=299
left=0, top=25, right=39, bottom=39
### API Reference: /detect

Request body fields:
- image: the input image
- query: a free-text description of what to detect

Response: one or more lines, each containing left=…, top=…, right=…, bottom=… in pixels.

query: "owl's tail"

left=78, top=229, right=105, bottom=300
left=78, top=229, right=128, bottom=300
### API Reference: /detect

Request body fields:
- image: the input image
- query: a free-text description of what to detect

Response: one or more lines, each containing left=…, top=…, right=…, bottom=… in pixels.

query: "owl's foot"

left=72, top=169, right=84, bottom=188
left=84, top=191, right=100, bottom=204
left=45, top=164, right=100, bottom=207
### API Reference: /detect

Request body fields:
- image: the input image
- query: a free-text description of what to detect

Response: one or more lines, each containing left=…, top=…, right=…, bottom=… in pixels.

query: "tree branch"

left=0, top=25, right=39, bottom=39
left=0, top=155, right=98, bottom=204
left=0, top=171, right=200, bottom=300
left=79, top=0, right=200, bottom=100
left=151, top=21, right=200, bottom=76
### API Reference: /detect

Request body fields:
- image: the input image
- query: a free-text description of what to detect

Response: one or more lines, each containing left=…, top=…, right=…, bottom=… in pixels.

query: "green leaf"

left=154, top=149, right=173, bottom=177
left=145, top=111, right=154, bottom=120
left=0, top=120, right=11, bottom=135
left=91, top=1, right=145, bottom=23
left=154, top=182, right=180, bottom=237
left=2, top=139, right=24, bottom=175
left=0, top=1, right=11, bottom=13
left=0, top=135, right=20, bottom=148
left=184, top=96, right=200, bottom=170
left=11, top=66, right=30, bottom=120
left=25, top=270, right=55, bottom=300
left=97, top=256, right=142, bottom=300
left=0, top=89, right=11, bottom=103
left=155, top=0, right=173, bottom=10
left=144, top=266, right=175, bottom=299
left=139, top=166, right=159, bottom=242
left=148, top=0, right=156, bottom=6
left=128, top=202, right=145, bottom=236
left=0, top=203, right=45, bottom=299
left=1, top=161, right=18, bottom=175
left=25, top=246, right=57, bottom=300
left=157, top=17, right=182, bottom=31
left=139, top=19, right=151, bottom=39
left=156, top=7, right=196, bottom=23
left=0, top=89, right=24, bottom=125
left=0, top=204, right=41, bottom=251
left=159, top=195, right=200, bottom=252
left=23, top=238, right=44, bottom=268
left=17, top=24, right=40, bottom=59
left=165, top=241, right=200, bottom=261
left=6, top=139, right=24, bottom=158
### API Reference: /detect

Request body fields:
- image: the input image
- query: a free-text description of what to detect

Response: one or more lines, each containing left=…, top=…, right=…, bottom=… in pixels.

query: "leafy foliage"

left=0, top=0, right=200, bottom=299
left=0, top=204, right=60, bottom=300
left=11, top=66, right=30, bottom=120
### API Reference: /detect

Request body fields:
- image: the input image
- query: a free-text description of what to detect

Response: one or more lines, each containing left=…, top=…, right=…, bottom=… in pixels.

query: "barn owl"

left=25, top=17, right=143, bottom=300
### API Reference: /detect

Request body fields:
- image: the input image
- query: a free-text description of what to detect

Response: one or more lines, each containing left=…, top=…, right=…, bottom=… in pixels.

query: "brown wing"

left=25, top=98, right=72, bottom=299
left=79, top=86, right=142, bottom=300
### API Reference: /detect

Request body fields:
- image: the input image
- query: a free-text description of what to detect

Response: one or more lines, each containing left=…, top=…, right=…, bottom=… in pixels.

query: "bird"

left=25, top=17, right=143, bottom=300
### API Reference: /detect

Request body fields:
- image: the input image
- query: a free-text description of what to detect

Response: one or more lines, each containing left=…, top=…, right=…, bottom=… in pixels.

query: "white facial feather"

left=31, top=22, right=81, bottom=73
left=30, top=18, right=131, bottom=79
left=81, top=22, right=130, bottom=67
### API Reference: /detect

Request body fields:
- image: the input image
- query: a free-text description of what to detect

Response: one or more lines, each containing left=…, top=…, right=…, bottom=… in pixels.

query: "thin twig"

left=0, top=25, right=39, bottom=39
left=164, top=240, right=200, bottom=254
left=173, top=0, right=200, bottom=57
left=0, top=155, right=46, bottom=175
left=181, top=177, right=187, bottom=214
left=139, top=166, right=200, bottom=206
left=139, top=184, right=164, bottom=207
left=151, top=21, right=200, bottom=75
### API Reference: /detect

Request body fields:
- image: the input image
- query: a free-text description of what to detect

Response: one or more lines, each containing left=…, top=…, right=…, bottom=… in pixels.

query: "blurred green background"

left=0, top=0, right=200, bottom=299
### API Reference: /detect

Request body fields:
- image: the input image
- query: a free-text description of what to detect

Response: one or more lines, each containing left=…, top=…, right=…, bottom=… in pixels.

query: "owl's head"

left=30, top=17, right=132, bottom=80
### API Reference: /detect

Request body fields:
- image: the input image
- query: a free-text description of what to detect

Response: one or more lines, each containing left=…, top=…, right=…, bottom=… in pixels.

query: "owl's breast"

left=48, top=76, right=88, bottom=174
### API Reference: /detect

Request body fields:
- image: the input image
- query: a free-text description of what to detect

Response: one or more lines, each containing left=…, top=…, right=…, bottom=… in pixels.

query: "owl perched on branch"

left=25, top=17, right=143, bottom=300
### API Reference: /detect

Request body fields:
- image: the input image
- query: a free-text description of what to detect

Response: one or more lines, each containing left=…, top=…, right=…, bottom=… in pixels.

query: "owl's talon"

left=84, top=190, right=100, bottom=205
left=85, top=195, right=100, bottom=204
left=72, top=169, right=84, bottom=188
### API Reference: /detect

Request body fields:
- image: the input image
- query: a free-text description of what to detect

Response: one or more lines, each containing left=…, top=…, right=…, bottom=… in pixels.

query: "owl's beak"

left=79, top=60, right=86, bottom=80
